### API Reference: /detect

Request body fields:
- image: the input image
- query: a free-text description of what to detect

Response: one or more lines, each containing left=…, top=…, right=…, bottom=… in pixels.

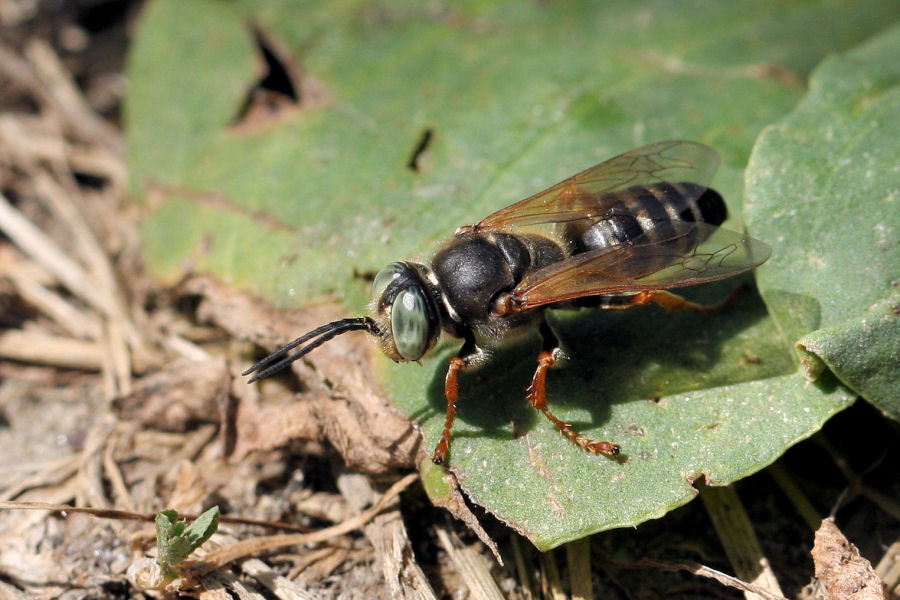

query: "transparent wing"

left=473, top=140, right=720, bottom=230
left=510, top=224, right=771, bottom=309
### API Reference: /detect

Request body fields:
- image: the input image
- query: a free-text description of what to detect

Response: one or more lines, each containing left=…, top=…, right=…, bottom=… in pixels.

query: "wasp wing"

left=474, top=140, right=720, bottom=230
left=510, top=224, right=771, bottom=310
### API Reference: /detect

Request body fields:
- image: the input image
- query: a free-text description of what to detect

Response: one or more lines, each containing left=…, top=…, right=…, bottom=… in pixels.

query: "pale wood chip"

left=874, top=539, right=900, bottom=599
left=200, top=569, right=267, bottom=600
left=0, top=329, right=102, bottom=370
left=701, top=484, right=785, bottom=600
left=241, top=558, right=319, bottom=600
left=23, top=39, right=123, bottom=154
left=295, top=490, right=354, bottom=524
left=0, top=193, right=115, bottom=318
left=195, top=473, right=418, bottom=570
left=366, top=511, right=438, bottom=600
left=8, top=270, right=102, bottom=339
left=435, top=523, right=505, bottom=600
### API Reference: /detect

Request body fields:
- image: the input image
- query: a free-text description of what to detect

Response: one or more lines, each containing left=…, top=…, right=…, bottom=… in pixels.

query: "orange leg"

left=527, top=349, right=620, bottom=457
left=612, top=287, right=746, bottom=314
left=432, top=355, right=465, bottom=465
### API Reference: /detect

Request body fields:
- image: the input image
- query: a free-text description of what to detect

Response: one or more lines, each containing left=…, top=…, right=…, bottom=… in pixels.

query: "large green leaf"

left=126, top=1, right=895, bottom=548
left=746, top=24, right=900, bottom=421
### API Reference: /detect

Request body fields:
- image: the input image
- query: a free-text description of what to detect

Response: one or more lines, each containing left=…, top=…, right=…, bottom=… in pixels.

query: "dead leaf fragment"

left=811, top=518, right=885, bottom=600
left=420, top=461, right=501, bottom=564
left=113, top=356, right=229, bottom=432
left=181, top=275, right=423, bottom=473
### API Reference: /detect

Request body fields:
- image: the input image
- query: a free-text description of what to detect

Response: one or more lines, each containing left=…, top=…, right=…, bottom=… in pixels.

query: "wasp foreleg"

left=527, top=321, right=620, bottom=457
left=432, top=335, right=481, bottom=465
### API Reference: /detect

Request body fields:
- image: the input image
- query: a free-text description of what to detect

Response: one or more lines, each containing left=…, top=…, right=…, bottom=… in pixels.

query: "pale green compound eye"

left=391, top=287, right=430, bottom=361
left=372, top=262, right=406, bottom=302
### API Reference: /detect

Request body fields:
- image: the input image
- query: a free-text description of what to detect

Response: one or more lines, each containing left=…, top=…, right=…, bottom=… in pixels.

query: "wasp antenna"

left=243, top=318, right=360, bottom=375
left=243, top=317, right=378, bottom=383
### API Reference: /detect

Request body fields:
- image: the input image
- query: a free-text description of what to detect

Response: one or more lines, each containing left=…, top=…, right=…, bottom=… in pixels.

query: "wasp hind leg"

left=432, top=335, right=482, bottom=466
left=605, top=287, right=746, bottom=313
left=527, top=321, right=620, bottom=457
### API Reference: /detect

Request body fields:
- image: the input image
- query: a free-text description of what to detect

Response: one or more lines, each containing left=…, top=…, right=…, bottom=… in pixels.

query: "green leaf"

left=155, top=506, right=220, bottom=569
left=420, top=460, right=454, bottom=504
left=127, top=1, right=892, bottom=549
left=746, top=24, right=900, bottom=420
left=155, top=509, right=179, bottom=555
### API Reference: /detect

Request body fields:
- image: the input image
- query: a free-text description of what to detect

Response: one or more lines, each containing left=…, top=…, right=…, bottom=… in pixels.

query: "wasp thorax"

left=370, top=261, right=439, bottom=362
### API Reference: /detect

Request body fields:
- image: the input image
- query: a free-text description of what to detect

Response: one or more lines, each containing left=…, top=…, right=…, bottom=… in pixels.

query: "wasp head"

left=369, top=261, right=441, bottom=362
left=243, top=261, right=443, bottom=383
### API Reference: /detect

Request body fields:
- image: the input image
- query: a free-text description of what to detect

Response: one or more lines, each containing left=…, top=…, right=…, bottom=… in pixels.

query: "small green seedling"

left=155, top=506, right=220, bottom=574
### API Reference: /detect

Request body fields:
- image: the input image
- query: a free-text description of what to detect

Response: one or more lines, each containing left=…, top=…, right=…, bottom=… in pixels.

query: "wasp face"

left=370, top=261, right=441, bottom=362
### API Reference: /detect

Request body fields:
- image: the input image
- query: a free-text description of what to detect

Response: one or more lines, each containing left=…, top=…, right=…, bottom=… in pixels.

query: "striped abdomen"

left=563, top=182, right=727, bottom=259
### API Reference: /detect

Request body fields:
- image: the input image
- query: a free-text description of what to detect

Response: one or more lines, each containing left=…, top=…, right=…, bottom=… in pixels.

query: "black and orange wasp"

left=245, top=140, right=771, bottom=465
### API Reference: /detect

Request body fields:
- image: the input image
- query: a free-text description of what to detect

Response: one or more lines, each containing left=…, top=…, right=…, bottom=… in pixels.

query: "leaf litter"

left=0, top=3, right=897, bottom=599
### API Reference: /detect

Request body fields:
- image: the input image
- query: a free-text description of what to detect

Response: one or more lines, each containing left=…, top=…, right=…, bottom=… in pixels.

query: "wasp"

left=244, top=140, right=771, bottom=466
